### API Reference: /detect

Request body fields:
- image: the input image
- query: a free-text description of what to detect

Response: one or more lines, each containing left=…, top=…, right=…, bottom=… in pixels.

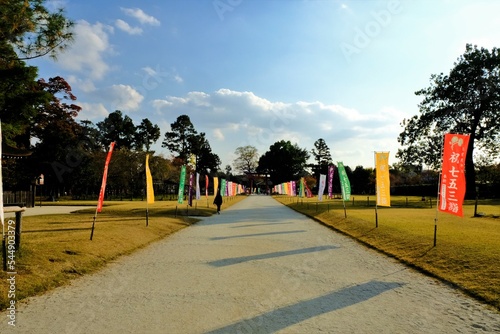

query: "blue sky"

left=32, top=0, right=500, bottom=170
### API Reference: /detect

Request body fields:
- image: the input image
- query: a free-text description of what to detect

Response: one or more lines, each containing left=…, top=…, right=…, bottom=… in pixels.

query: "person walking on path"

left=213, top=190, right=223, bottom=214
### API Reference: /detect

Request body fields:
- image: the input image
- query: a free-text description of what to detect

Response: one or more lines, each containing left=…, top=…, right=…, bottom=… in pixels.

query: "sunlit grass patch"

left=0, top=195, right=246, bottom=310
left=274, top=195, right=500, bottom=311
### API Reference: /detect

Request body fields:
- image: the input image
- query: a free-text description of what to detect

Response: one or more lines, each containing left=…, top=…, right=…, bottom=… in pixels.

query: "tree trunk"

left=465, top=137, right=476, bottom=200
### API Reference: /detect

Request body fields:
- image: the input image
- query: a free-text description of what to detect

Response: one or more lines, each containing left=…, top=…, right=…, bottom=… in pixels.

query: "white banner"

left=195, top=173, right=200, bottom=200
left=318, top=174, right=326, bottom=201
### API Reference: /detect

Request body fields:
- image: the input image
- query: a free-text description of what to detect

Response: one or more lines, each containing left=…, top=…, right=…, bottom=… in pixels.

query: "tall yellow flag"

left=213, top=177, right=219, bottom=199
left=145, top=154, right=154, bottom=204
left=375, top=152, right=390, bottom=207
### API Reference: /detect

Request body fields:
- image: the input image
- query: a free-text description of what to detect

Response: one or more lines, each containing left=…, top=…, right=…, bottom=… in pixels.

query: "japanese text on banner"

left=439, top=134, right=470, bottom=217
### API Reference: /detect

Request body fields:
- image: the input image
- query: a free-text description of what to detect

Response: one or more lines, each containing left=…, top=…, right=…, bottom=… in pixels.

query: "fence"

left=2, top=190, right=34, bottom=207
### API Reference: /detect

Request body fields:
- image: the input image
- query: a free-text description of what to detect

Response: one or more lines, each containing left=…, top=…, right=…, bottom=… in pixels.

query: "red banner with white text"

left=439, top=134, right=470, bottom=217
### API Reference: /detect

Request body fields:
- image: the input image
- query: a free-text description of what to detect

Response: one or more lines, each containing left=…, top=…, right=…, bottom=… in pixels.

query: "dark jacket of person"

left=213, top=192, right=223, bottom=206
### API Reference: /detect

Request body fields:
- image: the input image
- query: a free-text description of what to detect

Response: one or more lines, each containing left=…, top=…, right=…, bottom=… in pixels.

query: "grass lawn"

left=0, top=195, right=245, bottom=310
left=274, top=195, right=500, bottom=311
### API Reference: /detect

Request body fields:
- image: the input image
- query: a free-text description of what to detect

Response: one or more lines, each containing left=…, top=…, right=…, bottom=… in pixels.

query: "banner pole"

left=433, top=134, right=446, bottom=247
left=342, top=199, right=347, bottom=218
left=90, top=142, right=115, bottom=240
left=90, top=207, right=98, bottom=240
left=434, top=173, right=441, bottom=247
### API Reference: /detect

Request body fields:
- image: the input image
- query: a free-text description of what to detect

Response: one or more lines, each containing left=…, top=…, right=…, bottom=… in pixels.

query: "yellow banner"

left=375, top=152, right=390, bottom=207
left=213, top=177, right=219, bottom=199
left=145, top=154, right=154, bottom=204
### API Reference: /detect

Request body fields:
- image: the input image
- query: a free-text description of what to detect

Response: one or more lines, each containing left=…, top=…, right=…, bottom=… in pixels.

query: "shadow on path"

left=208, top=245, right=338, bottom=267
left=230, top=222, right=294, bottom=229
left=206, top=280, right=403, bottom=334
left=210, top=230, right=306, bottom=241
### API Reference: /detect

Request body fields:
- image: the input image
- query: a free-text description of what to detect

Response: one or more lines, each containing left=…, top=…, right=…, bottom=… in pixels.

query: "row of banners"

left=273, top=134, right=471, bottom=217
left=93, top=143, right=246, bottom=213
left=176, top=165, right=245, bottom=205
left=0, top=126, right=471, bottom=240
left=274, top=155, right=387, bottom=205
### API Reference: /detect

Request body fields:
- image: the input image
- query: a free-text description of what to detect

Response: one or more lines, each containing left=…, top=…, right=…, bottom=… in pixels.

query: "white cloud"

left=56, top=20, right=113, bottom=80
left=152, top=89, right=404, bottom=168
left=66, top=75, right=96, bottom=93
left=115, top=19, right=143, bottom=35
left=213, top=129, right=225, bottom=140
left=104, top=84, right=144, bottom=111
left=141, top=66, right=183, bottom=87
left=173, top=74, right=184, bottom=83
left=77, top=102, right=109, bottom=120
left=120, top=7, right=160, bottom=26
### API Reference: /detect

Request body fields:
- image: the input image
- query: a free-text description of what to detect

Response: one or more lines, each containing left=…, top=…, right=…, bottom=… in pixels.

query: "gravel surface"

left=4, top=206, right=94, bottom=217
left=2, top=195, right=499, bottom=333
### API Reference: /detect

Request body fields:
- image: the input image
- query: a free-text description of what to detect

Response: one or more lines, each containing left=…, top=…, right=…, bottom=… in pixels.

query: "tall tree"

left=397, top=44, right=500, bottom=198
left=0, top=0, right=74, bottom=62
left=233, top=145, right=259, bottom=174
left=162, top=115, right=198, bottom=162
left=351, top=165, right=373, bottom=195
left=0, top=62, right=44, bottom=148
left=135, top=118, right=160, bottom=152
left=190, top=132, right=220, bottom=174
left=257, top=140, right=310, bottom=185
left=96, top=110, right=137, bottom=150
left=311, top=138, right=333, bottom=179
left=30, top=77, right=82, bottom=193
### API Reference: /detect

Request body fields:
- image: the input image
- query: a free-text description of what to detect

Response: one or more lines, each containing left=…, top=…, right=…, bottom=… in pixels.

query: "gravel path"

left=2, top=195, right=499, bottom=333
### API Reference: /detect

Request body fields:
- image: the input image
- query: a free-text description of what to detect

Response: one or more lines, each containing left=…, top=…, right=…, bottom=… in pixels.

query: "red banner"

left=97, top=142, right=115, bottom=213
left=439, top=134, right=470, bottom=217
left=205, top=175, right=209, bottom=198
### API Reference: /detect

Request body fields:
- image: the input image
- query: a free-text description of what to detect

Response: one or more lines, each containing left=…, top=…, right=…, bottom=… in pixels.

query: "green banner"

left=299, top=177, right=304, bottom=198
left=220, top=179, right=226, bottom=196
left=177, top=165, right=186, bottom=204
left=337, top=162, right=351, bottom=201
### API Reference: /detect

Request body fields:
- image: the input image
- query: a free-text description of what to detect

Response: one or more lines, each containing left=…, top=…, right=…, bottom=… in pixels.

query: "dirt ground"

left=2, top=195, right=499, bottom=333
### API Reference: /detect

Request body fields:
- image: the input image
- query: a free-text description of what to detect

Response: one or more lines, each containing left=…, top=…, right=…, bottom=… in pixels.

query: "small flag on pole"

left=178, top=166, right=186, bottom=204
left=196, top=173, right=201, bottom=200
left=439, top=134, right=470, bottom=217
left=328, top=165, right=334, bottom=199
left=337, top=162, right=351, bottom=201
left=91, top=141, right=115, bottom=240
left=375, top=152, right=390, bottom=207
left=145, top=154, right=154, bottom=204
left=97, top=142, right=115, bottom=212
left=220, top=179, right=226, bottom=196
left=205, top=175, right=209, bottom=198
left=318, top=174, right=326, bottom=201
left=213, top=177, right=219, bottom=198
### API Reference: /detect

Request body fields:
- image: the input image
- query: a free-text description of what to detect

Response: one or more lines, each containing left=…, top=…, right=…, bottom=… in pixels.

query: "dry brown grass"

left=0, top=195, right=246, bottom=310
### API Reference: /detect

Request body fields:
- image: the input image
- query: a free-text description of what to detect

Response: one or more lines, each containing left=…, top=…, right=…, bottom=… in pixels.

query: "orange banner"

left=97, top=142, right=115, bottom=213
left=439, top=134, right=470, bottom=217
left=375, top=152, right=390, bottom=207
